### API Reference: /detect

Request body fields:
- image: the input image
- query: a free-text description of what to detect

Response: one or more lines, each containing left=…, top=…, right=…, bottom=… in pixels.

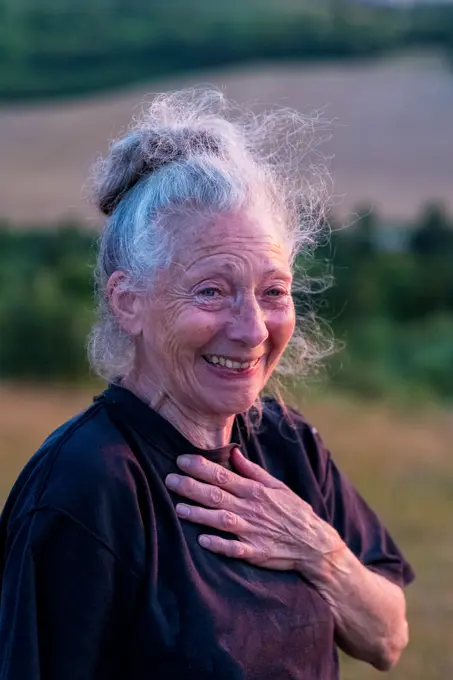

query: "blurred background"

left=0, top=0, right=452, bottom=677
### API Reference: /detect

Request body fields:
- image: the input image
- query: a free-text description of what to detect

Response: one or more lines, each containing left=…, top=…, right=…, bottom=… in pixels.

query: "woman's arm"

left=296, top=533, right=409, bottom=671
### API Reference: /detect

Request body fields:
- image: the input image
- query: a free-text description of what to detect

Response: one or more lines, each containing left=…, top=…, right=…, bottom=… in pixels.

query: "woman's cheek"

left=269, top=304, right=296, bottom=347
left=176, top=308, right=220, bottom=347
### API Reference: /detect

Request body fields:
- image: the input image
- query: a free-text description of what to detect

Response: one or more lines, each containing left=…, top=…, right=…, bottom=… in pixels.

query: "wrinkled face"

left=134, top=211, right=295, bottom=416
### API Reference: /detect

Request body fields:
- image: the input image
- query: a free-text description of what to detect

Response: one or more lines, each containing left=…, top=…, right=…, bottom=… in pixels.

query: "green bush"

left=1, top=1, right=453, bottom=101
left=0, top=226, right=95, bottom=380
left=328, top=315, right=453, bottom=402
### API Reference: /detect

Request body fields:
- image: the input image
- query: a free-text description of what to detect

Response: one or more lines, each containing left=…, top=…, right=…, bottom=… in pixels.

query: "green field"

left=1, top=383, right=451, bottom=679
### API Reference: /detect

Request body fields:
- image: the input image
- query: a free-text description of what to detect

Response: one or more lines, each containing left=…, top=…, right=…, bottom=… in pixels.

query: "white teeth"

left=205, top=355, right=260, bottom=370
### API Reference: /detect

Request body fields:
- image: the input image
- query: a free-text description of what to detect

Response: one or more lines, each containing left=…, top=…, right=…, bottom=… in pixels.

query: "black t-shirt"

left=0, top=385, right=414, bottom=680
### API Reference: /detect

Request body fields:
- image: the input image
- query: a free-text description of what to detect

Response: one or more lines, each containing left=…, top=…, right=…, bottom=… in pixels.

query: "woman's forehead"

left=175, top=211, right=288, bottom=264
left=175, top=237, right=290, bottom=278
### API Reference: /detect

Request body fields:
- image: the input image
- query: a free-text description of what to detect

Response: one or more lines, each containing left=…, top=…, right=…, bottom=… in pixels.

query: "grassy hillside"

left=1, top=56, right=453, bottom=223
left=1, top=383, right=451, bottom=679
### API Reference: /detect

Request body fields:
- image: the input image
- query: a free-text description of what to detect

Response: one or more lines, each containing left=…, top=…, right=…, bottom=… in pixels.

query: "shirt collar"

left=98, top=383, right=245, bottom=467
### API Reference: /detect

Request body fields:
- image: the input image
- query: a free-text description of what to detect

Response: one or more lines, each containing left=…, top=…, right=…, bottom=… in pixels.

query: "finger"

left=175, top=454, right=251, bottom=497
left=230, top=448, right=283, bottom=489
left=165, top=473, right=237, bottom=510
left=198, top=535, right=255, bottom=560
left=175, top=504, right=248, bottom=534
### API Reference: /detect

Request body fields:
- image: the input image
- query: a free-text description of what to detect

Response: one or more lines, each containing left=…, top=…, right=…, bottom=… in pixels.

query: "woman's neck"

left=122, top=375, right=234, bottom=450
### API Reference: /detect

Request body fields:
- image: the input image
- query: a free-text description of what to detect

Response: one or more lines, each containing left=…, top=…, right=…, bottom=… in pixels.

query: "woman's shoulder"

left=2, top=398, right=149, bottom=566
left=259, top=395, right=318, bottom=443
left=16, top=399, right=140, bottom=498
left=257, top=396, right=330, bottom=485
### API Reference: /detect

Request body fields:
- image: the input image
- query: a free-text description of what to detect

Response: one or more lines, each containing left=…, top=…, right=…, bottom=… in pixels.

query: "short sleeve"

left=0, top=506, right=140, bottom=680
left=303, top=423, right=415, bottom=589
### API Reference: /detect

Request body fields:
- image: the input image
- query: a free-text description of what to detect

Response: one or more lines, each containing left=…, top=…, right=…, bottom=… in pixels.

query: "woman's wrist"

left=296, top=534, right=409, bottom=671
left=294, top=517, right=348, bottom=586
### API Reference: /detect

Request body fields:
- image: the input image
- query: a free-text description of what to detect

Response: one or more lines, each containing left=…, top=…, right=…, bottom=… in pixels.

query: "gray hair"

left=87, top=88, right=333, bottom=388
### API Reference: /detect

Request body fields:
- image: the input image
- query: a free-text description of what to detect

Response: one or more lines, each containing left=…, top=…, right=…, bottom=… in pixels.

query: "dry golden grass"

left=1, top=55, right=453, bottom=224
left=0, top=383, right=452, bottom=678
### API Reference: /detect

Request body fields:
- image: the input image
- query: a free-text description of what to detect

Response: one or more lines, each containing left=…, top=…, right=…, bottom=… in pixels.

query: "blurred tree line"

left=1, top=203, right=452, bottom=402
left=0, top=0, right=453, bottom=100
left=307, top=203, right=453, bottom=401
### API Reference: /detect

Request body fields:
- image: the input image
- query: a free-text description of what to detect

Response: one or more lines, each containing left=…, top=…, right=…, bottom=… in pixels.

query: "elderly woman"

left=0, top=89, right=413, bottom=680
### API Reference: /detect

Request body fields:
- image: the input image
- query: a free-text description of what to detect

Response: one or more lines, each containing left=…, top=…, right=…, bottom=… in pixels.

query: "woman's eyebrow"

left=264, top=268, right=293, bottom=281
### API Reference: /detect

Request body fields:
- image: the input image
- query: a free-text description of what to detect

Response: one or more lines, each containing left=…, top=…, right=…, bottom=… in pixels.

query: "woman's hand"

left=165, top=448, right=344, bottom=573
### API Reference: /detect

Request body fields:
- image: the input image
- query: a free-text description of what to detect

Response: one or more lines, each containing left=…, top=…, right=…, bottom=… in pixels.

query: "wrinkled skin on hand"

left=165, top=447, right=344, bottom=573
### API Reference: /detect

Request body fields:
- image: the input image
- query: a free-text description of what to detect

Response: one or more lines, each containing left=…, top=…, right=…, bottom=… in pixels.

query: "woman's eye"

left=198, top=287, right=221, bottom=298
left=266, top=288, right=285, bottom=297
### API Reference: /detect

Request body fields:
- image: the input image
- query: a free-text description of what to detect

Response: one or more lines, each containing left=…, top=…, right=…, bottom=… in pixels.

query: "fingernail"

left=177, top=455, right=191, bottom=468
left=166, top=474, right=180, bottom=488
left=176, top=504, right=191, bottom=516
left=199, top=536, right=211, bottom=547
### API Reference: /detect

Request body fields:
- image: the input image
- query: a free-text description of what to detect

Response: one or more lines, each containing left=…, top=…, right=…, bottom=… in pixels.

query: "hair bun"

left=96, top=127, right=221, bottom=217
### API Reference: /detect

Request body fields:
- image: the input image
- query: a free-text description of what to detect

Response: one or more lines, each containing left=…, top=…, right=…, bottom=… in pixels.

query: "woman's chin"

left=196, top=358, right=266, bottom=414
left=201, top=386, right=261, bottom=417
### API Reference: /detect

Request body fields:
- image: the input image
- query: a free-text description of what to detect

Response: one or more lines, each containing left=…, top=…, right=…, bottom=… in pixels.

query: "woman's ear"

left=107, top=271, right=143, bottom=336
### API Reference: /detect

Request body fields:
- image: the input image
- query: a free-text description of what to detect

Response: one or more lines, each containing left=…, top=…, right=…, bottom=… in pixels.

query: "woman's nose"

left=227, top=295, right=269, bottom=348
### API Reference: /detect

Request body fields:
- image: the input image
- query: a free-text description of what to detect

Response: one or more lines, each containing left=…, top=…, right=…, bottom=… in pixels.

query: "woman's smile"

left=201, top=353, right=264, bottom=380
